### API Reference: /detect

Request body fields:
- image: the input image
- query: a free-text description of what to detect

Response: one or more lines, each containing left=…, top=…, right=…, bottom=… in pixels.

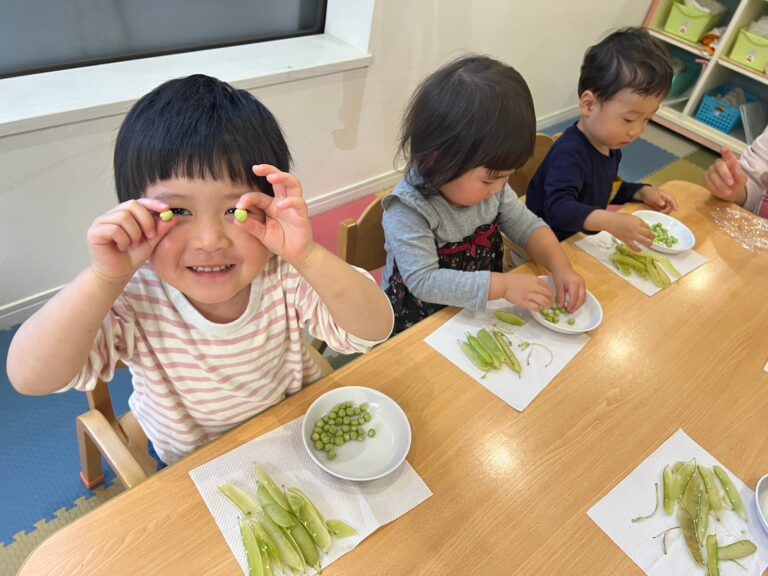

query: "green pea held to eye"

left=159, top=210, right=174, bottom=222
left=234, top=208, right=248, bottom=223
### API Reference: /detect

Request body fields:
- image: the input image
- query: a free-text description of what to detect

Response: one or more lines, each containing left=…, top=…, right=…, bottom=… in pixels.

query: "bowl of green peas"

left=302, top=386, right=412, bottom=481
left=530, top=275, right=603, bottom=335
left=634, top=210, right=695, bottom=254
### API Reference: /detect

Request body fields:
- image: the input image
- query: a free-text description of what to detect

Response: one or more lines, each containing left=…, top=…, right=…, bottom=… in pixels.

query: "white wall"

left=0, top=0, right=648, bottom=329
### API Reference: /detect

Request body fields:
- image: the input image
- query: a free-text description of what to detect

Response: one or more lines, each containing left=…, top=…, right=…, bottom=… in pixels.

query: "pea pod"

left=667, top=460, right=696, bottom=513
left=681, top=469, right=708, bottom=545
left=679, top=508, right=703, bottom=565
left=466, top=333, right=494, bottom=367
left=252, top=521, right=280, bottom=563
left=285, top=487, right=332, bottom=552
left=713, top=465, right=746, bottom=520
left=718, top=540, right=757, bottom=560
left=476, top=328, right=505, bottom=368
left=257, top=483, right=297, bottom=527
left=494, top=310, right=526, bottom=326
left=240, top=518, right=265, bottom=576
left=460, top=340, right=491, bottom=371
left=662, top=465, right=676, bottom=515
left=287, top=521, right=320, bottom=570
left=492, top=329, right=521, bottom=374
left=697, top=466, right=722, bottom=520
left=259, top=514, right=304, bottom=572
left=326, top=519, right=358, bottom=538
left=254, top=466, right=291, bottom=512
left=219, top=484, right=261, bottom=516
left=706, top=534, right=719, bottom=576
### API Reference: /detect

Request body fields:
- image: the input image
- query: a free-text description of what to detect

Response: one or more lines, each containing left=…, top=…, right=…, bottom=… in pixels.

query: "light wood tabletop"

left=19, top=181, right=768, bottom=576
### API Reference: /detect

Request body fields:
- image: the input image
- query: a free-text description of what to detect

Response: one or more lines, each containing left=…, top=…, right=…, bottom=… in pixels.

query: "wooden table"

left=19, top=181, right=768, bottom=575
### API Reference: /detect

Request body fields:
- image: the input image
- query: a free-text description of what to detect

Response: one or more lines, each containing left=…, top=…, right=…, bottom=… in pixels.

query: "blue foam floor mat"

left=0, top=325, right=133, bottom=545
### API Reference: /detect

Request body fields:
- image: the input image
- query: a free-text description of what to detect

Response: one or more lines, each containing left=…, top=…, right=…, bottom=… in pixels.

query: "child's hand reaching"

left=551, top=267, right=586, bottom=313
left=234, top=164, right=314, bottom=263
left=87, top=199, right=175, bottom=283
left=605, top=212, right=654, bottom=252
left=498, top=274, right=554, bottom=312
left=634, top=186, right=678, bottom=214
left=704, top=148, right=748, bottom=206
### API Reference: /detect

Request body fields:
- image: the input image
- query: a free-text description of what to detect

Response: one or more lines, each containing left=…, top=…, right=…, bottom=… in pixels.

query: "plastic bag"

left=709, top=206, right=768, bottom=253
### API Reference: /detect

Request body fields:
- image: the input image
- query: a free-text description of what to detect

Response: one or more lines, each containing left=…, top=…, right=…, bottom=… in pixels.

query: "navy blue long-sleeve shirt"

left=526, top=123, right=644, bottom=241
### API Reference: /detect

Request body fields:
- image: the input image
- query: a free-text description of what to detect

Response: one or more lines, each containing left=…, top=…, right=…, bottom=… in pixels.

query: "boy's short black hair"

left=114, top=74, right=291, bottom=202
left=398, top=55, right=536, bottom=192
left=578, top=27, right=673, bottom=102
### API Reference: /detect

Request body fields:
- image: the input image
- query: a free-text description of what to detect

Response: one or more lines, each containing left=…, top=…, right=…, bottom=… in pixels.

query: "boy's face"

left=440, top=166, right=515, bottom=207
left=144, top=176, right=271, bottom=322
left=578, top=88, right=664, bottom=154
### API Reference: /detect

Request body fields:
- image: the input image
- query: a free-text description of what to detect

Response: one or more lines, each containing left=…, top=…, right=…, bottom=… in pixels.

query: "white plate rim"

left=302, top=386, right=412, bottom=481
left=530, top=275, right=603, bottom=335
left=634, top=209, right=696, bottom=254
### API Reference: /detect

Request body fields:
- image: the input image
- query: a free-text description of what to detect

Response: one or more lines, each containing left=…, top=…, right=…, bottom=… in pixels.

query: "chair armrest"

left=76, top=410, right=149, bottom=489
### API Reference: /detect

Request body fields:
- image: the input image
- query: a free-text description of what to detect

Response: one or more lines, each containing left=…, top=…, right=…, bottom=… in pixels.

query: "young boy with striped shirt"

left=7, top=75, right=394, bottom=465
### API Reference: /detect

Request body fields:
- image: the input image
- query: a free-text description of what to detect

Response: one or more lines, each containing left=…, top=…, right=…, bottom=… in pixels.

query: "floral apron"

left=385, top=222, right=504, bottom=335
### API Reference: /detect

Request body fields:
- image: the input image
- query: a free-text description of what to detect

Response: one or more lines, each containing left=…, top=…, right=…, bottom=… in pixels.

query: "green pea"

left=327, top=450, right=336, bottom=460
left=368, top=428, right=376, bottom=437
left=360, top=403, right=369, bottom=411
left=314, top=440, right=323, bottom=450
left=311, top=432, right=319, bottom=441
left=159, top=210, right=174, bottom=222
left=234, top=208, right=248, bottom=223
left=334, top=436, right=343, bottom=446
left=363, top=412, right=372, bottom=422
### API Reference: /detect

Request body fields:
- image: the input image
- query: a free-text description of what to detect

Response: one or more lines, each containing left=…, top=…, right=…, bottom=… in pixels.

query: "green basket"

left=729, top=28, right=768, bottom=72
left=663, top=0, right=725, bottom=43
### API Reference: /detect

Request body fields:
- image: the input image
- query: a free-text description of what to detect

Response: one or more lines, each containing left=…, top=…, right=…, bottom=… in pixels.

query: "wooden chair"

left=337, top=188, right=390, bottom=271
left=77, top=346, right=333, bottom=490
left=507, top=132, right=556, bottom=200
left=503, top=132, right=557, bottom=269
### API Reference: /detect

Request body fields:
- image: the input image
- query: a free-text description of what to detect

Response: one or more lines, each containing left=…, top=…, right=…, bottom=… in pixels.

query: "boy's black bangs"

left=115, top=75, right=291, bottom=202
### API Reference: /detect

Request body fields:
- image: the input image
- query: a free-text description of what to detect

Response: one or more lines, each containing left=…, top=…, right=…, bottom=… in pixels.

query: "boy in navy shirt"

left=527, top=27, right=678, bottom=249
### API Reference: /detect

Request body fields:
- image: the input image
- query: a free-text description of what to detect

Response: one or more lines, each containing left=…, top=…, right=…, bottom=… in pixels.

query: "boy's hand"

left=550, top=266, right=586, bottom=313
left=704, top=148, right=748, bottom=206
left=500, top=274, right=554, bottom=312
left=87, top=198, right=175, bottom=283
left=634, top=186, right=678, bottom=214
left=605, top=212, right=654, bottom=252
left=234, top=164, right=314, bottom=263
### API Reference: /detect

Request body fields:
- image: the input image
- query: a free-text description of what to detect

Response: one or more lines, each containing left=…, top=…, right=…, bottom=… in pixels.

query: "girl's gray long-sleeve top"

left=381, top=177, right=547, bottom=311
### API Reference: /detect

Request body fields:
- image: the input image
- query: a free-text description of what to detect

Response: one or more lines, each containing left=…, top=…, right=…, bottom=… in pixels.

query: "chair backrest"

left=337, top=189, right=390, bottom=271
left=507, top=132, right=556, bottom=198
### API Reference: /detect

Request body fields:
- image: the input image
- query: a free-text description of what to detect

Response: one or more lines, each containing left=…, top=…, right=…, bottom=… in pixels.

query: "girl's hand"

left=234, top=164, right=314, bottom=263
left=704, top=148, right=748, bottom=205
left=87, top=199, right=175, bottom=283
left=551, top=267, right=586, bottom=313
left=500, top=274, right=554, bottom=312
left=605, top=212, right=654, bottom=252
left=635, top=186, right=678, bottom=214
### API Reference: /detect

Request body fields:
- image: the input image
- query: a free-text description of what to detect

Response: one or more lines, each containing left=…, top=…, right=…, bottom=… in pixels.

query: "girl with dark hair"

left=382, top=56, right=585, bottom=335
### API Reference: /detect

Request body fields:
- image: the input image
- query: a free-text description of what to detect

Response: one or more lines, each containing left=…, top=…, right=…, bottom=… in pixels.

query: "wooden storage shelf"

left=645, top=0, right=768, bottom=154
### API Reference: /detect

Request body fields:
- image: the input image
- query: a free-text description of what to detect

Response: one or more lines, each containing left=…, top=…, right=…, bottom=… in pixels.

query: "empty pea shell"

left=159, top=210, right=173, bottom=222
left=234, top=208, right=248, bottom=222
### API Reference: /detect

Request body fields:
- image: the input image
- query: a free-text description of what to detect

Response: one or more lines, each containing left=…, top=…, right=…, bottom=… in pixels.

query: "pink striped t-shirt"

left=62, top=256, right=386, bottom=464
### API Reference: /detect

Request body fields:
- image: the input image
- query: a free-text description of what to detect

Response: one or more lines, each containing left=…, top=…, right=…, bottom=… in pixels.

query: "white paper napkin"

left=575, top=231, right=708, bottom=296
left=189, top=417, right=432, bottom=575
left=588, top=429, right=768, bottom=576
left=424, top=300, right=591, bottom=411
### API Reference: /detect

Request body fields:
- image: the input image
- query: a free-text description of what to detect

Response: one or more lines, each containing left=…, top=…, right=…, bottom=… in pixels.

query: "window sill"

left=0, top=33, right=371, bottom=137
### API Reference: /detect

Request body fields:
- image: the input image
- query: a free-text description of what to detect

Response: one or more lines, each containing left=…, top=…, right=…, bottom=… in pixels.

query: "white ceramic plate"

left=634, top=210, right=696, bottom=254
left=302, top=386, right=411, bottom=481
left=530, top=275, right=603, bottom=335
left=757, top=473, right=768, bottom=536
